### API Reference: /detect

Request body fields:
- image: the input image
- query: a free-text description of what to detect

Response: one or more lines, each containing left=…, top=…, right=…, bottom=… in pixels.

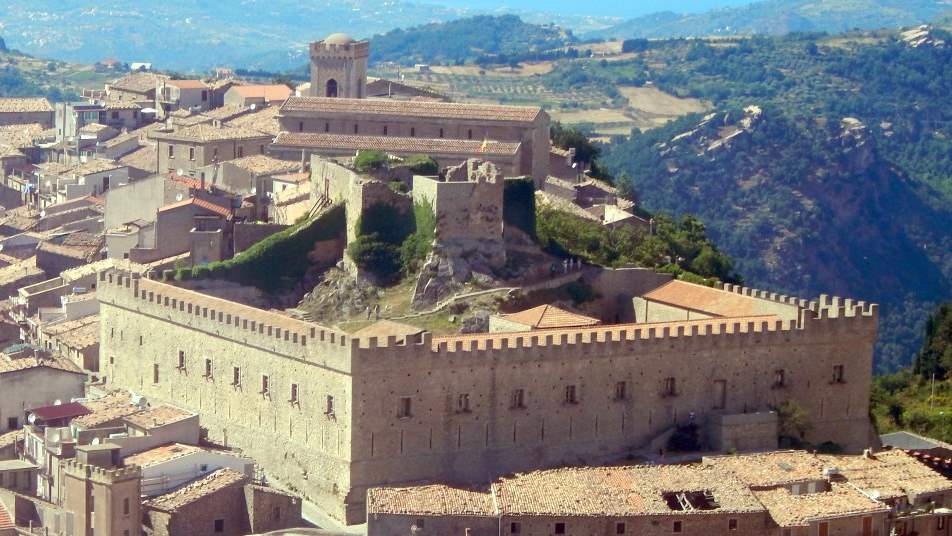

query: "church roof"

left=273, top=132, right=521, bottom=157
left=280, top=96, right=543, bottom=124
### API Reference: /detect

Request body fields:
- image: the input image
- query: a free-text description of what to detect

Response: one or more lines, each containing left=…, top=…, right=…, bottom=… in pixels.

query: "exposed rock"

left=459, top=310, right=490, bottom=334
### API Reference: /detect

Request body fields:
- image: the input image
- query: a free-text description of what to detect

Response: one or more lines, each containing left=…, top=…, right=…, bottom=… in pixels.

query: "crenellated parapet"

left=720, top=283, right=879, bottom=320
left=98, top=270, right=356, bottom=366
left=62, top=459, right=141, bottom=483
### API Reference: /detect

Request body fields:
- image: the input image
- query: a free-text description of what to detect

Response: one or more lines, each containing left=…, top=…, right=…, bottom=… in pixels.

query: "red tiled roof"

left=500, top=304, right=601, bottom=330
left=165, top=79, right=209, bottom=90
left=158, top=196, right=232, bottom=218
left=642, top=280, right=765, bottom=318
left=229, top=84, right=292, bottom=102
left=273, top=132, right=521, bottom=157
left=168, top=173, right=204, bottom=190
left=29, top=402, right=91, bottom=422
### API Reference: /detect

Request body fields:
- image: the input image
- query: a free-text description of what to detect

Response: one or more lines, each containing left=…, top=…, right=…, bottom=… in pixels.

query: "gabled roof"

left=145, top=468, right=248, bottom=512
left=29, top=402, right=91, bottom=422
left=124, top=443, right=204, bottom=468
left=280, top=96, right=543, bottom=123
left=164, top=79, right=208, bottom=90
left=642, top=280, right=764, bottom=318
left=124, top=405, right=194, bottom=430
left=0, top=352, right=84, bottom=376
left=500, top=304, right=602, bottom=330
left=0, top=97, right=53, bottom=113
left=158, top=196, right=232, bottom=218
left=110, top=72, right=169, bottom=93
left=228, top=84, right=292, bottom=102
left=150, top=123, right=270, bottom=143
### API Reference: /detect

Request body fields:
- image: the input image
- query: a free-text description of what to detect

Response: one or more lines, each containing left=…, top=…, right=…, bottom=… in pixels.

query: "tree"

left=772, top=400, right=812, bottom=446
left=354, top=150, right=388, bottom=172
left=550, top=122, right=600, bottom=164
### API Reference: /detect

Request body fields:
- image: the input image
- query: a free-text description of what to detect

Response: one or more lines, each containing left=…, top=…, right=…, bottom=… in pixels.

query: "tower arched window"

left=326, top=79, right=338, bottom=98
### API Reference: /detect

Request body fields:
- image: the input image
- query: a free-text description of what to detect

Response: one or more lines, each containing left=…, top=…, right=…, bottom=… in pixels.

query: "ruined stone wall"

left=100, top=272, right=877, bottom=525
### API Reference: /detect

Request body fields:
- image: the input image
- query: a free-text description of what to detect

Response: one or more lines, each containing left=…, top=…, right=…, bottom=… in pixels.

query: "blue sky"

left=432, top=0, right=759, bottom=17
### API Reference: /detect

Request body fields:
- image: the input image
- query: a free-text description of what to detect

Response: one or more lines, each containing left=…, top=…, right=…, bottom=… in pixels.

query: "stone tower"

left=62, top=446, right=142, bottom=536
left=309, top=33, right=369, bottom=99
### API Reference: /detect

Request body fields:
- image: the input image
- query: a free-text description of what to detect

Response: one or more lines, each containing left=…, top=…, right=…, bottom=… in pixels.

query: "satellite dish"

left=175, top=193, right=184, bottom=201
left=91, top=437, right=101, bottom=445
left=40, top=210, right=46, bottom=218
left=177, top=169, right=184, bottom=176
left=54, top=399, right=62, bottom=405
left=28, top=413, right=36, bottom=424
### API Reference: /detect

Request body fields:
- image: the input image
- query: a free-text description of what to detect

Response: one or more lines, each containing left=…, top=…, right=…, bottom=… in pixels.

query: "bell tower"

left=309, top=33, right=369, bottom=99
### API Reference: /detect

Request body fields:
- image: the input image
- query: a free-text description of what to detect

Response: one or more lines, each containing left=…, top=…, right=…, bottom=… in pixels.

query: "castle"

left=97, top=269, right=878, bottom=524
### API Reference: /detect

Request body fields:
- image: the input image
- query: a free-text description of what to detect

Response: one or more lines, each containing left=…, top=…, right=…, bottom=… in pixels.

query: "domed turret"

left=325, top=33, right=356, bottom=46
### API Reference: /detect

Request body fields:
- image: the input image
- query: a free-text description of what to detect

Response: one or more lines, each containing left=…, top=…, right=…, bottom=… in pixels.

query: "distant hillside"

left=368, top=15, right=575, bottom=65
left=595, top=0, right=952, bottom=39
left=0, top=37, right=105, bottom=101
left=589, top=29, right=952, bottom=372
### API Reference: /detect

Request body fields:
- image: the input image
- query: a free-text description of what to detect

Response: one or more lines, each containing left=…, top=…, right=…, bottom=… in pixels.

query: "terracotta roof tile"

left=273, top=132, right=521, bottom=157
left=817, top=450, right=952, bottom=500
left=145, top=468, right=247, bottom=512
left=0, top=351, right=84, bottom=376
left=500, top=304, right=601, bottom=330
left=227, top=154, right=300, bottom=175
left=71, top=391, right=139, bottom=428
left=368, top=484, right=495, bottom=516
left=281, top=96, right=542, bottom=123
left=110, top=72, right=169, bottom=94
left=123, top=406, right=194, bottom=429
left=124, top=443, right=204, bottom=467
left=0, top=97, right=53, bottom=113
left=229, top=84, right=292, bottom=102
left=164, top=80, right=208, bottom=90
left=226, top=105, right=281, bottom=136
left=119, top=145, right=158, bottom=173
left=0, top=123, right=46, bottom=149
left=150, top=123, right=271, bottom=143
left=41, top=315, right=99, bottom=350
left=753, top=484, right=888, bottom=527
left=704, top=451, right=828, bottom=488
left=158, top=196, right=232, bottom=218
left=643, top=280, right=767, bottom=318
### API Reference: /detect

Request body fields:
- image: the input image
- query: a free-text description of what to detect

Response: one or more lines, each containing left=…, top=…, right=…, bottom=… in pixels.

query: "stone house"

left=124, top=443, right=253, bottom=497
left=0, top=459, right=36, bottom=496
left=199, top=154, right=302, bottom=219
left=54, top=100, right=143, bottom=144
left=157, top=79, right=212, bottom=116
left=150, top=123, right=272, bottom=178
left=38, top=315, right=100, bottom=372
left=107, top=72, right=169, bottom=106
left=0, top=98, right=54, bottom=128
left=36, top=231, right=104, bottom=275
left=223, top=84, right=292, bottom=107
left=51, top=158, right=129, bottom=204
left=142, top=468, right=302, bottom=536
left=115, top=195, right=233, bottom=264
left=0, top=349, right=85, bottom=434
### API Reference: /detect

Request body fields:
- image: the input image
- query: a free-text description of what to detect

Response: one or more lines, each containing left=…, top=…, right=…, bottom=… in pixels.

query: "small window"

left=273, top=506, right=281, bottom=520
left=398, top=397, right=412, bottom=418
left=139, top=335, right=143, bottom=346
left=214, top=519, right=224, bottom=533
left=457, top=393, right=471, bottom=413
left=713, top=379, right=727, bottom=410
left=324, top=122, right=330, bottom=133
left=111, top=111, right=119, bottom=120
left=232, top=367, right=241, bottom=386
left=673, top=521, right=682, bottom=533
left=213, top=147, right=219, bottom=159
left=937, top=516, right=946, bottom=530
left=663, top=377, right=677, bottom=397
left=189, top=147, right=195, bottom=161
left=383, top=125, right=388, bottom=136
left=123, top=497, right=130, bottom=515
left=298, top=121, right=304, bottom=132
left=439, top=128, right=444, bottom=138
left=326, top=395, right=335, bottom=415
left=290, top=384, right=298, bottom=404
left=204, top=359, right=212, bottom=378
left=511, top=522, right=521, bottom=534
left=511, top=389, right=525, bottom=409
left=614, top=381, right=627, bottom=401
left=153, top=364, right=160, bottom=384
left=168, top=145, right=174, bottom=158
left=261, top=375, right=270, bottom=395
left=201, top=90, right=208, bottom=102
left=467, top=129, right=473, bottom=139
left=89, top=495, right=94, bottom=512
left=415, top=519, right=424, bottom=529
left=353, top=124, right=358, bottom=134
left=728, top=519, right=737, bottom=531
left=178, top=350, right=186, bottom=370
left=410, top=127, right=415, bottom=137
left=565, top=385, right=578, bottom=404
left=774, top=369, right=786, bottom=387
left=833, top=365, right=845, bottom=383
left=616, top=522, right=626, bottom=534
left=259, top=144, right=265, bottom=154
left=237, top=146, right=244, bottom=158
left=554, top=522, right=565, bottom=535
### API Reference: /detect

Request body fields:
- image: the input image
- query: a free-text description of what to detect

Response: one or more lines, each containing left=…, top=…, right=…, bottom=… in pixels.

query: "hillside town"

left=0, top=32, right=948, bottom=536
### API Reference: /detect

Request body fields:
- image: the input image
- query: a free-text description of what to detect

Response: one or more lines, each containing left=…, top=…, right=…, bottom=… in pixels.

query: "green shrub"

left=404, top=154, right=439, bottom=175
left=388, top=181, right=409, bottom=194
left=191, top=265, right=210, bottom=279
left=354, top=150, right=388, bottom=172
left=400, top=199, right=436, bottom=273
left=347, top=233, right=402, bottom=282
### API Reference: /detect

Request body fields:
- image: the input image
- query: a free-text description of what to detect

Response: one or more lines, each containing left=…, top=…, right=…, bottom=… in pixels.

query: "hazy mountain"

left=594, top=0, right=952, bottom=39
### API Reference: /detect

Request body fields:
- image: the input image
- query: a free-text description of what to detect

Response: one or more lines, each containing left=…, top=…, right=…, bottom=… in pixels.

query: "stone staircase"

left=0, top=501, right=13, bottom=531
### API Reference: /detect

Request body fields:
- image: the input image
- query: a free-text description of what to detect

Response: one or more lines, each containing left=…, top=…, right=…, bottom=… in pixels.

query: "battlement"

left=720, top=283, right=878, bottom=319
left=352, top=304, right=878, bottom=364
left=98, top=270, right=355, bottom=363
left=62, top=460, right=141, bottom=483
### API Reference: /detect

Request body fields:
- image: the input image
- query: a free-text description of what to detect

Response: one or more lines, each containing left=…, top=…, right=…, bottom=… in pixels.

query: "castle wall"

left=98, top=272, right=877, bottom=525
left=97, top=272, right=357, bottom=521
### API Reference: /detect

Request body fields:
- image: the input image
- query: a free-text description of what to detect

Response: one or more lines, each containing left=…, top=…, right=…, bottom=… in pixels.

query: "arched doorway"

left=326, top=79, right=338, bottom=98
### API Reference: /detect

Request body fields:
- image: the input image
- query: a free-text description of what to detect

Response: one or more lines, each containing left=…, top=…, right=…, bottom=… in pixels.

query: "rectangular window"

left=564, top=385, right=577, bottom=405
left=260, top=144, right=265, bottom=154
left=236, top=146, right=244, bottom=158
left=168, top=145, right=174, bottom=158
left=177, top=350, right=185, bottom=370
left=398, top=397, right=412, bottom=418
left=511, top=389, right=525, bottom=409
left=410, top=127, right=415, bottom=137
left=298, top=121, right=304, bottom=132
left=111, top=111, right=119, bottom=120
left=467, top=129, right=473, bottom=139
left=326, top=395, right=335, bottom=415
left=290, top=384, right=298, bottom=404
left=510, top=522, right=521, bottom=534
left=232, top=367, right=240, bottom=386
left=614, top=381, right=627, bottom=401
left=214, top=519, right=224, bottom=533
left=261, top=375, right=270, bottom=395
left=189, top=147, right=195, bottom=161
left=324, top=122, right=330, bottom=133
left=774, top=369, right=786, bottom=387
left=7, top=417, right=18, bottom=430
left=213, top=147, right=219, bottom=160
left=153, top=364, right=159, bottom=384
left=554, top=523, right=565, bottom=535
left=457, top=393, right=470, bottom=413
left=673, top=521, right=682, bottom=533
left=616, top=522, right=625, bottom=534
left=937, top=516, right=946, bottom=530
left=201, top=90, right=208, bottom=101
left=713, top=379, right=727, bottom=410
left=833, top=365, right=845, bottom=383
left=139, top=335, right=143, bottom=346
left=123, top=497, right=130, bottom=515
left=728, top=519, right=737, bottom=531
left=863, top=516, right=872, bottom=536
left=663, top=377, right=677, bottom=397
left=383, top=126, right=388, bottom=136
left=204, top=359, right=212, bottom=378
left=353, top=124, right=358, bottom=134
left=273, top=506, right=281, bottom=520
left=439, top=128, right=444, bottom=138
